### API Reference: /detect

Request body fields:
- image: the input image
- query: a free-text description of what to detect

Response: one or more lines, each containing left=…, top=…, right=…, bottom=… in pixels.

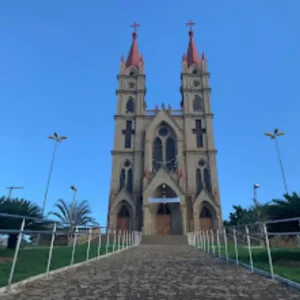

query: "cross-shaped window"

left=122, top=121, right=135, bottom=148
left=192, top=120, right=206, bottom=148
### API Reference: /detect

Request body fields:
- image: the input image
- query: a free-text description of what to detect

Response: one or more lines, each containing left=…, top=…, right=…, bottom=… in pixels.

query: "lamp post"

left=42, top=132, right=67, bottom=217
left=70, top=185, right=77, bottom=232
left=253, top=184, right=263, bottom=246
left=264, top=129, right=288, bottom=194
left=253, top=184, right=260, bottom=204
left=70, top=185, right=77, bottom=207
left=6, top=186, right=23, bottom=200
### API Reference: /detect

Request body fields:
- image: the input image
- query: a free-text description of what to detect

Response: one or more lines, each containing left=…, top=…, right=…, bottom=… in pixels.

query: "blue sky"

left=0, top=1, right=299, bottom=225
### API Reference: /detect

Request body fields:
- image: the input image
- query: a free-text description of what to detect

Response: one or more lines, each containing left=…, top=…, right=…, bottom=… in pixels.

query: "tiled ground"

left=1, top=245, right=300, bottom=300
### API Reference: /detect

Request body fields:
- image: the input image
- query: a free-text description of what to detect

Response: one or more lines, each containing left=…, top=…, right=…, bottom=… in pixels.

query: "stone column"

left=180, top=202, right=187, bottom=235
left=143, top=205, right=150, bottom=235
left=193, top=211, right=199, bottom=231
left=144, top=140, right=152, bottom=171
left=110, top=213, right=116, bottom=230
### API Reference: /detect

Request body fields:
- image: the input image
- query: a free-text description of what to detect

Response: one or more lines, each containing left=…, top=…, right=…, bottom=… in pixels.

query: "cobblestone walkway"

left=2, top=245, right=300, bottom=299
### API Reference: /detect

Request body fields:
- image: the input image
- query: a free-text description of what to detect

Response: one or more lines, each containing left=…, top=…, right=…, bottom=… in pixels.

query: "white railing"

left=0, top=213, right=142, bottom=293
left=187, top=217, right=300, bottom=290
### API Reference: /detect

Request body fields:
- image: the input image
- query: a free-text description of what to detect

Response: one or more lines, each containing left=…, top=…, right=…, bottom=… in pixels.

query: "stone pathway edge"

left=0, top=245, right=137, bottom=296
left=209, top=251, right=300, bottom=292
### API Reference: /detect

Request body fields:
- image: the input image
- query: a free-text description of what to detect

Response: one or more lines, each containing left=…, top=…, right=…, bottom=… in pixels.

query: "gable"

left=143, top=167, right=183, bottom=197
left=193, top=189, right=218, bottom=213
left=145, top=109, right=183, bottom=142
left=110, top=189, right=135, bottom=215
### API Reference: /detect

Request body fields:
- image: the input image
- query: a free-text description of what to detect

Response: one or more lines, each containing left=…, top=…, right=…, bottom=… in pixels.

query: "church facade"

left=107, top=22, right=222, bottom=235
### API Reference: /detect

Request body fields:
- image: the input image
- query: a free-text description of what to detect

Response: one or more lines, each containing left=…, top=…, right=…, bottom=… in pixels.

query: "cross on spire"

left=131, top=22, right=140, bottom=33
left=185, top=20, right=196, bottom=31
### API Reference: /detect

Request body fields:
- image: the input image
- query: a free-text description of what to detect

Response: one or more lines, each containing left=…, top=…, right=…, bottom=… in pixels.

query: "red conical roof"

left=186, top=30, right=201, bottom=67
left=126, top=24, right=140, bottom=69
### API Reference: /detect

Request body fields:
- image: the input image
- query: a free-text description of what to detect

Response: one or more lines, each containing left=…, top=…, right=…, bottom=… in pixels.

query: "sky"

left=0, top=0, right=299, bottom=226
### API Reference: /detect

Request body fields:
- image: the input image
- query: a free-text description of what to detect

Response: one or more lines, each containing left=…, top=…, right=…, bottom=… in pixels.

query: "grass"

left=0, top=243, right=127, bottom=288
left=206, top=243, right=300, bottom=283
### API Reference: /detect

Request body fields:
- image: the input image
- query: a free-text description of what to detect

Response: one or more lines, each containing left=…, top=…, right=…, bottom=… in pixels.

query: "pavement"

left=1, top=244, right=300, bottom=300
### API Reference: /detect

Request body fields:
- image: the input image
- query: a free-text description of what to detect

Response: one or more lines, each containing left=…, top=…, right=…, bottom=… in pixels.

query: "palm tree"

left=268, top=192, right=300, bottom=232
left=49, top=199, right=98, bottom=235
left=0, top=197, right=44, bottom=249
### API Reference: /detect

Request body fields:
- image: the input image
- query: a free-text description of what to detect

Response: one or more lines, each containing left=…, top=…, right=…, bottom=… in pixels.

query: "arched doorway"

left=117, top=203, right=130, bottom=231
left=152, top=184, right=183, bottom=235
left=156, top=203, right=171, bottom=235
left=199, top=206, right=213, bottom=231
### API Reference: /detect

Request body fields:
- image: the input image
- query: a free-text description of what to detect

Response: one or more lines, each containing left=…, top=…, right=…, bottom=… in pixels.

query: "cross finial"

left=185, top=20, right=196, bottom=31
left=131, top=22, right=140, bottom=33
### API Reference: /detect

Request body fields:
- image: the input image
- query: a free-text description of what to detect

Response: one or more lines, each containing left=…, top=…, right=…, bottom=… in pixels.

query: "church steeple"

left=126, top=22, right=140, bottom=69
left=185, top=20, right=201, bottom=67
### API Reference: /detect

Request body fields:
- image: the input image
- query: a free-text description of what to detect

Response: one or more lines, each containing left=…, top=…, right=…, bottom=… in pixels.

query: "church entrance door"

left=199, top=207, right=213, bottom=231
left=156, top=203, right=171, bottom=235
left=117, top=205, right=130, bottom=231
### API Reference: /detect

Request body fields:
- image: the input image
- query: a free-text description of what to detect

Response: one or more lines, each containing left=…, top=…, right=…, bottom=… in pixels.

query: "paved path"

left=2, top=245, right=300, bottom=300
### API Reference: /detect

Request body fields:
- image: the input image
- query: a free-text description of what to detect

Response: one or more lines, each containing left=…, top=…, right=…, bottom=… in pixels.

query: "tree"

left=0, top=197, right=44, bottom=250
left=49, top=199, right=98, bottom=234
left=268, top=192, right=300, bottom=232
left=224, top=205, right=249, bottom=226
left=243, top=199, right=270, bottom=224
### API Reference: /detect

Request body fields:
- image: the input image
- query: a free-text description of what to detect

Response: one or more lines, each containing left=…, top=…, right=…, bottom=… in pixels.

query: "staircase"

left=141, top=235, right=187, bottom=245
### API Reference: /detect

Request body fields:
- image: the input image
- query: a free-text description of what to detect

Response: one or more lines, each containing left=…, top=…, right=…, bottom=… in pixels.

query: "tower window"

left=126, top=98, right=135, bottom=113
left=192, top=68, right=199, bottom=75
left=129, top=69, right=137, bottom=76
left=198, top=159, right=205, bottom=167
left=124, top=160, right=131, bottom=167
left=193, top=95, right=204, bottom=112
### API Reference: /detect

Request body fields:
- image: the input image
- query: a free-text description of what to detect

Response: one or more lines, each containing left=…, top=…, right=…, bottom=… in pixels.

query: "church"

left=107, top=21, right=222, bottom=235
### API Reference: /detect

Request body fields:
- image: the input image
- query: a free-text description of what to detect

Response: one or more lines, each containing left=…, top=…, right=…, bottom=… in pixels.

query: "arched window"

left=166, top=136, right=176, bottom=171
left=127, top=168, right=133, bottom=193
left=129, top=69, right=136, bottom=76
left=119, top=169, right=126, bottom=191
left=200, top=207, right=212, bottom=218
left=126, top=98, right=134, bottom=113
left=152, top=123, right=178, bottom=173
left=196, top=168, right=203, bottom=196
left=193, top=95, right=204, bottom=112
left=204, top=168, right=212, bottom=193
left=192, top=67, right=200, bottom=75
left=152, top=137, right=163, bottom=171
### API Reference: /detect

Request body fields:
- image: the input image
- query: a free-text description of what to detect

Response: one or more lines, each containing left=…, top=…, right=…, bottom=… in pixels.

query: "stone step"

left=141, top=235, right=187, bottom=245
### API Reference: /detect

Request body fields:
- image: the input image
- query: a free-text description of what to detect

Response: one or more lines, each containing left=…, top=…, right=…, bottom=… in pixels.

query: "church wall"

left=172, top=117, right=183, bottom=131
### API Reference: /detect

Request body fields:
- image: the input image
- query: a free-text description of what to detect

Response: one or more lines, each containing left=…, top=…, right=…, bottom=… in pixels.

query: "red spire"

left=126, top=22, right=140, bottom=69
left=185, top=20, right=201, bottom=67
left=201, top=52, right=206, bottom=61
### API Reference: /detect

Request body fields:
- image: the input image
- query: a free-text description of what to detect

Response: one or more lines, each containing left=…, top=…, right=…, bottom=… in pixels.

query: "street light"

left=70, top=185, right=77, bottom=233
left=42, top=132, right=67, bottom=217
left=264, top=128, right=288, bottom=194
left=70, top=185, right=77, bottom=207
left=253, top=184, right=260, bottom=204
left=6, top=186, right=23, bottom=200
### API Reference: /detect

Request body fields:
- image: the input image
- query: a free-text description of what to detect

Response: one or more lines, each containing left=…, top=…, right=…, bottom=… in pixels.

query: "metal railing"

left=187, top=216, right=300, bottom=289
left=0, top=213, right=142, bottom=293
